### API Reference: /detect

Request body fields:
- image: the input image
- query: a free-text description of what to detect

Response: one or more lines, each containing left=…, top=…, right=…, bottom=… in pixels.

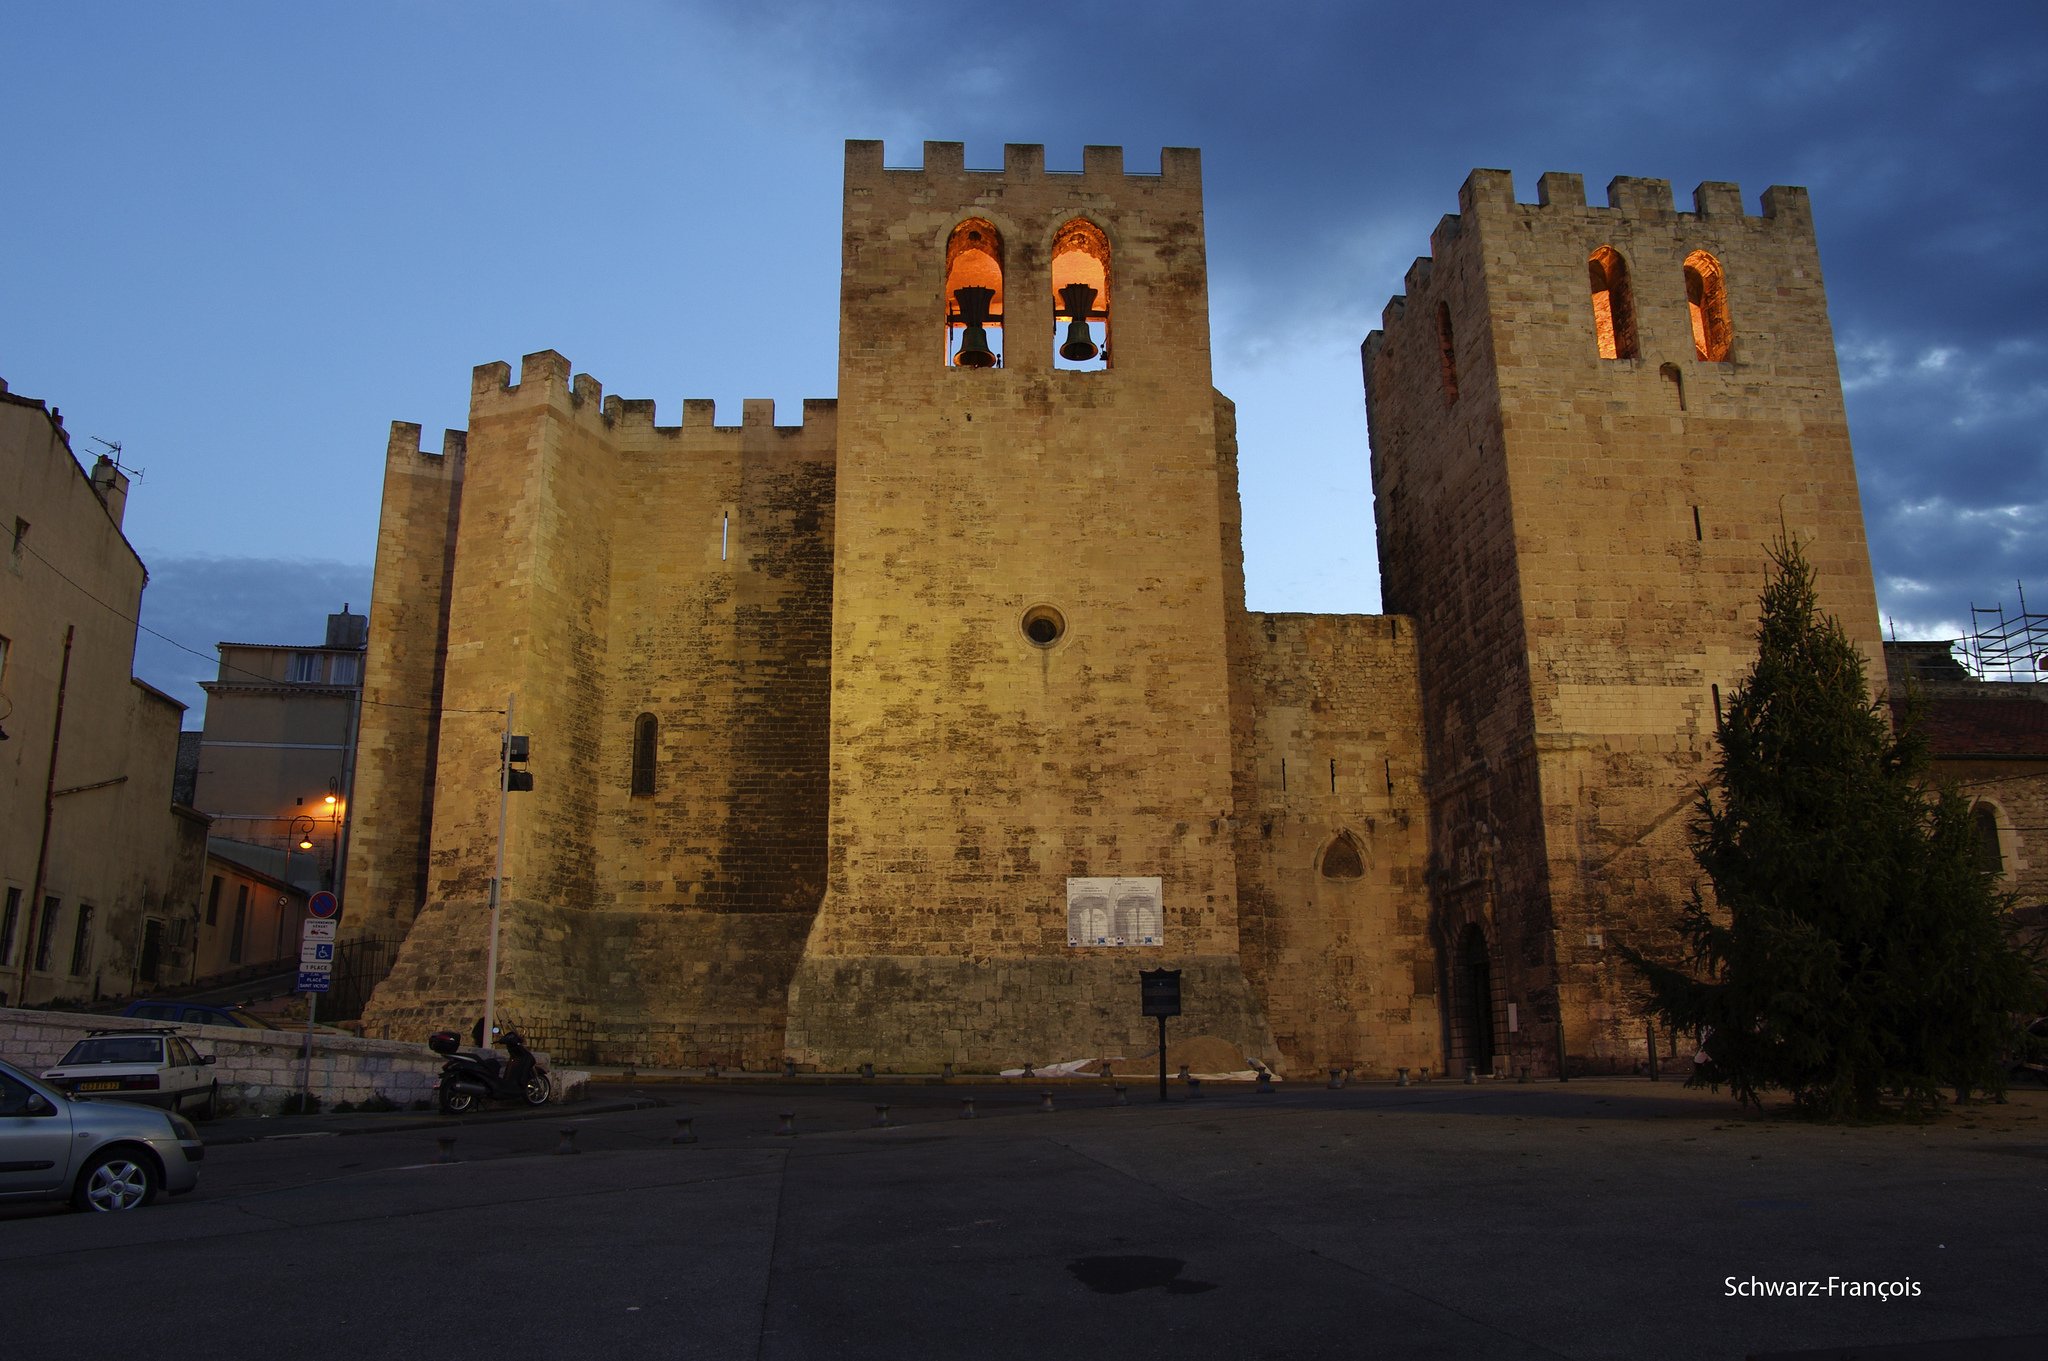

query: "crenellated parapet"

left=845, top=138, right=1200, bottom=185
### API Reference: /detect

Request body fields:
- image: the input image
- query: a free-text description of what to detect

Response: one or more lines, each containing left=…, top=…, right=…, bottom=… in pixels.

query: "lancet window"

left=1684, top=250, right=1733, bottom=361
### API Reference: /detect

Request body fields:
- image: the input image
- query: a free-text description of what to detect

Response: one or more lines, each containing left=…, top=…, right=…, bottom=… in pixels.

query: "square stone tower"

left=1364, top=171, right=1883, bottom=1075
left=783, top=142, right=1274, bottom=1070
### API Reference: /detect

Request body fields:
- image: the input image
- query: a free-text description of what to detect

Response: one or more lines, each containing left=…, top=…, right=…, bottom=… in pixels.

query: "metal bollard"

left=1518, top=1067, right=1531, bottom=1084
left=1327, top=1068, right=1343, bottom=1090
left=1419, top=1065, right=1431, bottom=1083
left=1397, top=1067, right=1410, bottom=1087
left=1465, top=1064, right=1478, bottom=1085
left=942, top=1062, right=954, bottom=1079
left=1187, top=1077, right=1202, bottom=1098
left=673, top=1117, right=696, bottom=1144
left=776, top=1111, right=795, bottom=1136
left=1113, top=1083, right=1128, bottom=1106
left=1256, top=1070, right=1273, bottom=1093
left=1040, top=1090, right=1056, bottom=1113
left=555, top=1128, right=580, bottom=1155
left=434, top=1136, right=456, bottom=1165
left=1022, top=1062, right=1036, bottom=1079
left=959, top=1096, right=976, bottom=1120
left=707, top=1063, right=720, bottom=1079
left=874, top=1105, right=891, bottom=1127
left=1177, top=1064, right=1192, bottom=1081
left=783, top=1057, right=796, bottom=1078
left=860, top=1062, right=874, bottom=1080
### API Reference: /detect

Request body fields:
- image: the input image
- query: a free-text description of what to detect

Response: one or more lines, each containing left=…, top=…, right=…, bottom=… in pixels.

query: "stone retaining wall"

left=0, top=1008, right=575, bottom=1114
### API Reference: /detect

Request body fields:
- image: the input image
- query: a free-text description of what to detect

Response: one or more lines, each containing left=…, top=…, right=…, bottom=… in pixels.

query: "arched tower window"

left=1972, top=801, right=2005, bottom=877
left=1684, top=250, right=1733, bottom=361
left=945, top=219, right=1003, bottom=368
left=631, top=712, right=657, bottom=797
left=1436, top=302, right=1458, bottom=404
left=1050, top=218, right=1110, bottom=370
left=1588, top=246, right=1638, bottom=360
left=1319, top=830, right=1366, bottom=880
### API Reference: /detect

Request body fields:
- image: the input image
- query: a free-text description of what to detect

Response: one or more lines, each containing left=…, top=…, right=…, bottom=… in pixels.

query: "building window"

left=1588, top=245, right=1638, bottom=360
left=0, top=887, right=20, bottom=965
left=206, top=875, right=223, bottom=926
left=631, top=713, right=658, bottom=797
left=1320, top=831, right=1366, bottom=880
left=1683, top=250, right=1733, bottom=361
left=329, top=652, right=361, bottom=685
left=1972, top=802, right=2005, bottom=877
left=34, top=897, right=59, bottom=972
left=1051, top=218, right=1110, bottom=370
left=287, top=652, right=320, bottom=683
left=945, top=218, right=1004, bottom=368
left=1437, top=302, right=1458, bottom=403
left=229, top=884, right=249, bottom=964
left=68, top=905, right=94, bottom=977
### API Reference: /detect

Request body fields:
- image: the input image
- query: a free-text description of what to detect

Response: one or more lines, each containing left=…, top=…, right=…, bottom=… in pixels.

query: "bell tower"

left=784, top=141, right=1273, bottom=1071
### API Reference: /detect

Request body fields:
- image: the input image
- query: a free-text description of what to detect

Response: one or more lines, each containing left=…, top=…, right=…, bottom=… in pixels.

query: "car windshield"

left=58, top=1037, right=164, bottom=1065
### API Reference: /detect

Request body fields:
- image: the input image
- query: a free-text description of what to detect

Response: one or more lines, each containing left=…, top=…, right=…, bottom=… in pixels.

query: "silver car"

left=0, top=1055, right=204, bottom=1211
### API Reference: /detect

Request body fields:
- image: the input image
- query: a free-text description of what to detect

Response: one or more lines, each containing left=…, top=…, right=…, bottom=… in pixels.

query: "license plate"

left=78, top=1080, right=119, bottom=1091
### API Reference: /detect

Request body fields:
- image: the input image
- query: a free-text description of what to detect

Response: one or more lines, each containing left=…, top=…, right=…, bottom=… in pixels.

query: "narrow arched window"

left=631, top=712, right=657, bottom=797
left=945, top=219, right=1003, bottom=368
left=1684, top=250, right=1733, bottom=361
left=1436, top=302, right=1458, bottom=404
left=1319, top=831, right=1366, bottom=880
left=1051, top=218, right=1110, bottom=370
left=1588, top=246, right=1638, bottom=360
left=1972, top=802, right=2004, bottom=876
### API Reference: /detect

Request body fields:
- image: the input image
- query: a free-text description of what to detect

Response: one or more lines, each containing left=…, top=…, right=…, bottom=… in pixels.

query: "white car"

left=40, top=1028, right=219, bottom=1119
left=0, top=1056, right=204, bottom=1211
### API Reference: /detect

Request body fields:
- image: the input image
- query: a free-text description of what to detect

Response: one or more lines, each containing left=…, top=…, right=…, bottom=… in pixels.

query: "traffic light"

left=503, top=734, right=533, bottom=792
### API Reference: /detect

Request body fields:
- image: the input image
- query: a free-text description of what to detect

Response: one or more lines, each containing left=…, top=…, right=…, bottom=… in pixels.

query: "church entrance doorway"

left=1458, top=924, right=1494, bottom=1076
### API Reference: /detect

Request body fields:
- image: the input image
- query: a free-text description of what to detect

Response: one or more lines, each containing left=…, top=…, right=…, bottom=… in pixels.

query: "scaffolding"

left=1957, top=584, right=2048, bottom=682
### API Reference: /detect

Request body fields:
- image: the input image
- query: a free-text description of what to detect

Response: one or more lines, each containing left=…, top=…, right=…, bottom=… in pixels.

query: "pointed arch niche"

left=1684, top=250, right=1734, bottom=361
left=1588, top=245, right=1638, bottom=360
left=1050, top=218, right=1110, bottom=371
left=1318, top=829, right=1367, bottom=881
left=945, top=219, right=1004, bottom=368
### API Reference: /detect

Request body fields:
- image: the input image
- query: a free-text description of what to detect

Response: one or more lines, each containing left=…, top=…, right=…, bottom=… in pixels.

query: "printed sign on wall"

left=1066, top=876, right=1164, bottom=947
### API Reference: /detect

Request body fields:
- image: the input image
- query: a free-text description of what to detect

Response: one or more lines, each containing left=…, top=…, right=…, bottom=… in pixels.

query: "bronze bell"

left=951, top=285, right=998, bottom=368
left=1057, top=282, right=1099, bottom=362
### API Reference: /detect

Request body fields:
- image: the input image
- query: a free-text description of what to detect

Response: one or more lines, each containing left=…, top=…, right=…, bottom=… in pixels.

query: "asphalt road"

left=5, top=1078, right=2045, bottom=1360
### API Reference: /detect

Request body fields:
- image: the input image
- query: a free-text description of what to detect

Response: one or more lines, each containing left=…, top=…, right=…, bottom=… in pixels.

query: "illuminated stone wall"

left=1365, top=171, right=1883, bottom=1075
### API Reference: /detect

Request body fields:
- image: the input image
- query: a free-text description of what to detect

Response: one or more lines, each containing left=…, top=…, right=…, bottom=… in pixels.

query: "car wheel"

left=524, top=1072, right=552, bottom=1106
left=439, top=1080, right=476, bottom=1115
left=73, top=1148, right=161, bottom=1212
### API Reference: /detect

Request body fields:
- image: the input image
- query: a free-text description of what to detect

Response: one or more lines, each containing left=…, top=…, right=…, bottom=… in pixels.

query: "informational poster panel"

left=1066, top=876, right=1164, bottom=947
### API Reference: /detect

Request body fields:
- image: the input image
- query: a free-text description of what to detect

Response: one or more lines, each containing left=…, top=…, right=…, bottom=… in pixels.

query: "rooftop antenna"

left=87, top=436, right=143, bottom=482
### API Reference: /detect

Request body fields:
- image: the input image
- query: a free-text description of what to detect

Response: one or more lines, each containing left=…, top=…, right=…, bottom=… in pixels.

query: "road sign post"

left=1140, top=969, right=1182, bottom=1103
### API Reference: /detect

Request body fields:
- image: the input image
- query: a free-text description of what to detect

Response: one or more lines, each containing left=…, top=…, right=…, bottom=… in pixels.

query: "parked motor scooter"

left=427, top=1025, right=552, bottom=1114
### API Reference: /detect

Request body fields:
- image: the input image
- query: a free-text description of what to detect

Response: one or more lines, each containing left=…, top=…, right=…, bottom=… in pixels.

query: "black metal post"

left=1157, top=1013, right=1168, bottom=1103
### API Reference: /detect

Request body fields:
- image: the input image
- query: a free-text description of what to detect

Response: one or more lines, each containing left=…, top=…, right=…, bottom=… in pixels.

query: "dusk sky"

left=5, top=3, right=2045, bottom=725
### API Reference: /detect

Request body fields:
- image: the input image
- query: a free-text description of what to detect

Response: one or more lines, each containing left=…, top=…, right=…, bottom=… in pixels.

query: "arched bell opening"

left=1588, top=245, right=1639, bottom=360
left=1684, top=249, right=1734, bottom=362
left=945, top=219, right=1004, bottom=368
left=1050, top=218, right=1110, bottom=371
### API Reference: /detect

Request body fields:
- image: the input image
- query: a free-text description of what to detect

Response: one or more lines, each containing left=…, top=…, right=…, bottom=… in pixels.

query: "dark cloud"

left=134, top=557, right=373, bottom=727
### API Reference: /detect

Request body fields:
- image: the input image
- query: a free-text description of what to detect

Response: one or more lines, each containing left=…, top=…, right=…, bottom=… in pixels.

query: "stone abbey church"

left=348, top=141, right=1881, bottom=1077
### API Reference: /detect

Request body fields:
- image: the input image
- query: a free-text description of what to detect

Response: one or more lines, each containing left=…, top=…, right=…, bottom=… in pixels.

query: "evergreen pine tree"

left=1625, top=539, right=2039, bottom=1119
